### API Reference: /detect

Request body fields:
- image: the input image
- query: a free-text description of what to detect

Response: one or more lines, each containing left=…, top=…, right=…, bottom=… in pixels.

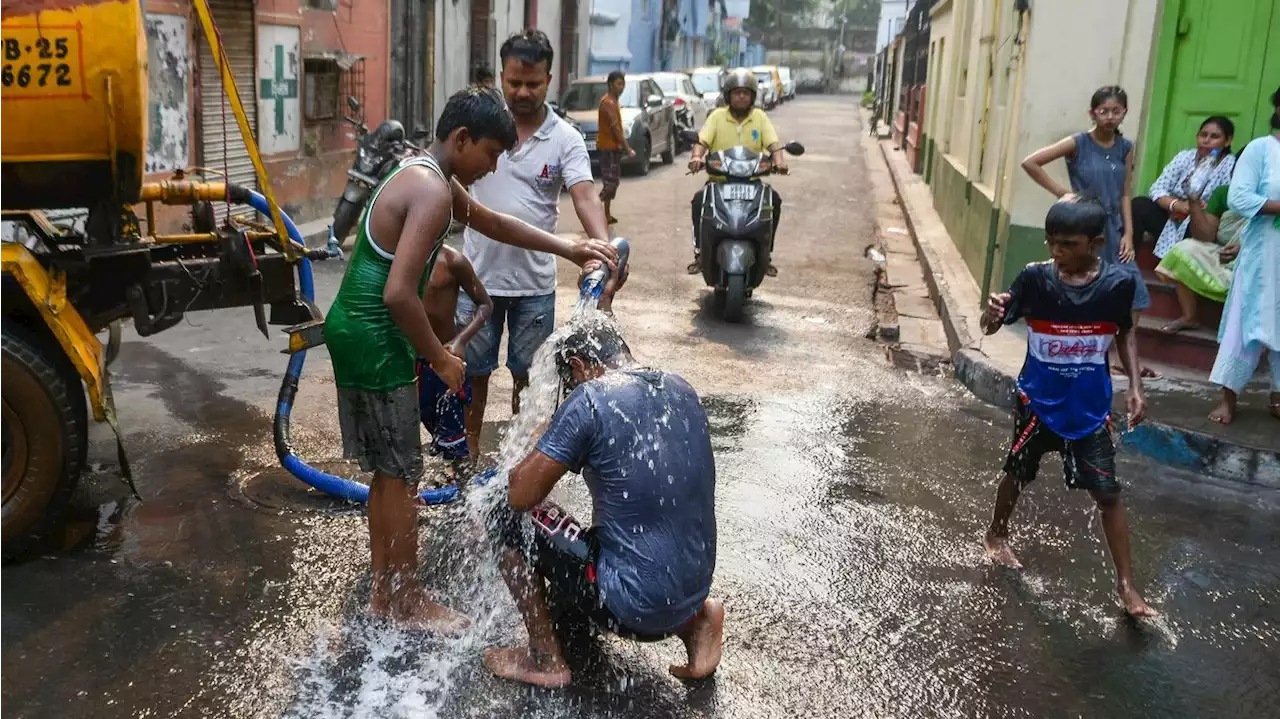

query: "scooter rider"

left=686, top=68, right=788, bottom=276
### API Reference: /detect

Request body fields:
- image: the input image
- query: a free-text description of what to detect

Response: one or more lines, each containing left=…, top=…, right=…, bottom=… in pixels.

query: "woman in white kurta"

left=1208, top=89, right=1280, bottom=424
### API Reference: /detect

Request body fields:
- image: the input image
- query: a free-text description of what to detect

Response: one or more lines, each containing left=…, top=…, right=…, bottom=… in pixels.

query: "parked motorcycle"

left=328, top=96, right=427, bottom=253
left=682, top=130, right=805, bottom=322
left=673, top=103, right=696, bottom=151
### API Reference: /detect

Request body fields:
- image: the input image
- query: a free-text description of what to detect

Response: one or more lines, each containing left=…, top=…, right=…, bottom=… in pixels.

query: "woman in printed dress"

left=1131, top=116, right=1237, bottom=269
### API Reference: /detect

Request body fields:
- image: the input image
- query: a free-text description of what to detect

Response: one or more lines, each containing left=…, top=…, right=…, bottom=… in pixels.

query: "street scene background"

left=3, top=99, right=1278, bottom=718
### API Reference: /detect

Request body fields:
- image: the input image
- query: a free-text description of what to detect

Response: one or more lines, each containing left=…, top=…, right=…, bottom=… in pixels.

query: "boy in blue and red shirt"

left=981, top=196, right=1157, bottom=618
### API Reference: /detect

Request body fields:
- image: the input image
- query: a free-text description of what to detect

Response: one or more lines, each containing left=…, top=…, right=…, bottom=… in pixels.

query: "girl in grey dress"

left=1021, top=85, right=1159, bottom=379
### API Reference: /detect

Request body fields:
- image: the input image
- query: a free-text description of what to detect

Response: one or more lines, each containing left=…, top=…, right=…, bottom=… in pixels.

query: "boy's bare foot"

left=670, top=598, right=724, bottom=680
left=381, top=589, right=471, bottom=635
left=984, top=534, right=1023, bottom=569
left=370, top=590, right=392, bottom=618
left=483, top=647, right=571, bottom=688
left=1118, top=583, right=1157, bottom=618
left=1209, top=400, right=1234, bottom=424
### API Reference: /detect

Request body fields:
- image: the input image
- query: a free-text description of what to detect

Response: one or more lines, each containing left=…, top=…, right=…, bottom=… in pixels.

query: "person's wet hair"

left=607, top=70, right=625, bottom=85
left=1044, top=195, right=1108, bottom=239
left=500, top=28, right=554, bottom=72
left=555, top=318, right=631, bottom=387
left=1090, top=85, right=1127, bottom=111
left=435, top=86, right=518, bottom=150
left=1201, top=115, right=1235, bottom=155
left=472, top=65, right=494, bottom=85
left=1271, top=85, right=1280, bottom=129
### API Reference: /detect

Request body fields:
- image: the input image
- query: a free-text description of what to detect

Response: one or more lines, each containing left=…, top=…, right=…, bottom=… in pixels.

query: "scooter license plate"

left=721, top=184, right=757, bottom=201
left=585, top=139, right=597, bottom=151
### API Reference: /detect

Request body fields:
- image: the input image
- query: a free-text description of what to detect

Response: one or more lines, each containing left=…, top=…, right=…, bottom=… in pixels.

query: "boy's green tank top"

left=326, top=156, right=451, bottom=392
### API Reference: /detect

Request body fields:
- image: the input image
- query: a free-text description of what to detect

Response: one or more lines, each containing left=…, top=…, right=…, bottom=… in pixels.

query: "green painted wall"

left=994, top=224, right=1047, bottom=295
left=924, top=136, right=935, bottom=184
left=931, top=155, right=994, bottom=285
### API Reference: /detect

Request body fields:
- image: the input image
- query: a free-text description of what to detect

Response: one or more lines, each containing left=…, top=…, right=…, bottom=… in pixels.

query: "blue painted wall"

left=589, top=0, right=634, bottom=76
left=627, top=0, right=661, bottom=72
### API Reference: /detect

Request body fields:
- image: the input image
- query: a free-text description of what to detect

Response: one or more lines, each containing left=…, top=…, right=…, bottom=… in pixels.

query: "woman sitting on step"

left=1131, top=116, right=1236, bottom=261
left=1153, top=156, right=1245, bottom=334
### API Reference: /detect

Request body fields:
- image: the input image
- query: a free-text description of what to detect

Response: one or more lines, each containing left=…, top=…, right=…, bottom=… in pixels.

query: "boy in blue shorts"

left=980, top=196, right=1157, bottom=618
left=418, top=244, right=493, bottom=474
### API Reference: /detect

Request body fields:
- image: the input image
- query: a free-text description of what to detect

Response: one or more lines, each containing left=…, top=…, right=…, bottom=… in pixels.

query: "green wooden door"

left=1250, top=8, right=1280, bottom=141
left=1139, top=0, right=1277, bottom=191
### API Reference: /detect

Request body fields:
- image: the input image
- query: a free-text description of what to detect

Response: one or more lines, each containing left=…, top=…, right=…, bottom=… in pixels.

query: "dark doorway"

left=390, top=0, right=432, bottom=134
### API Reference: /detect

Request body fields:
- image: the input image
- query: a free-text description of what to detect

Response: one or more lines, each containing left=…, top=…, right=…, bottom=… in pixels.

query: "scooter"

left=328, top=96, right=427, bottom=254
left=682, top=130, right=804, bottom=322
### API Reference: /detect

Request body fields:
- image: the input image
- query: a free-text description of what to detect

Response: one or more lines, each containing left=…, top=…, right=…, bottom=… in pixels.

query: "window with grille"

left=304, top=58, right=340, bottom=122
left=304, top=56, right=365, bottom=124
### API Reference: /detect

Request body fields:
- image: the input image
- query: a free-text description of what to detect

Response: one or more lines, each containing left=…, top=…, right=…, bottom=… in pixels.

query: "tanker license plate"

left=721, top=184, right=757, bottom=201
left=2, top=26, right=84, bottom=98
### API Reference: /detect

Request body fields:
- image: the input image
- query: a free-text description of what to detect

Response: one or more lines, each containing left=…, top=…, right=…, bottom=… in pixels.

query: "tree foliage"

left=745, top=0, right=880, bottom=46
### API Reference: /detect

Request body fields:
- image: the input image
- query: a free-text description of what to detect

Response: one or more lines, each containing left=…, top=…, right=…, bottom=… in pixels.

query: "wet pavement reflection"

left=3, top=339, right=1278, bottom=718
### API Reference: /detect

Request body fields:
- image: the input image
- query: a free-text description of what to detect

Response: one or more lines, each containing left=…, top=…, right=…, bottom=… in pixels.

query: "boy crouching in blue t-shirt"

left=980, top=196, right=1156, bottom=618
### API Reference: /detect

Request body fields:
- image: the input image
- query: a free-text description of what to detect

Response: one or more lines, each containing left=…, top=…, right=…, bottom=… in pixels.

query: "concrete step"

left=1142, top=275, right=1224, bottom=328
left=1134, top=314, right=1219, bottom=373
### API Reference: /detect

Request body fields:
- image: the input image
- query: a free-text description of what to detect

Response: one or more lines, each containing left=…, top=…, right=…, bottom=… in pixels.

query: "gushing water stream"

left=288, top=243, right=633, bottom=717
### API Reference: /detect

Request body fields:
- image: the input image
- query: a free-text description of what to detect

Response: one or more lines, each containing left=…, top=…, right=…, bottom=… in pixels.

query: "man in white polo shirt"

left=458, top=29, right=611, bottom=457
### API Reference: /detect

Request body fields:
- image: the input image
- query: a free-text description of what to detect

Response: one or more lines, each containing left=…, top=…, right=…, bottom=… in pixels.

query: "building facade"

left=878, top=0, right=1280, bottom=370
left=142, top=0, right=393, bottom=230
left=139, top=0, right=755, bottom=232
left=890, top=0, right=1278, bottom=297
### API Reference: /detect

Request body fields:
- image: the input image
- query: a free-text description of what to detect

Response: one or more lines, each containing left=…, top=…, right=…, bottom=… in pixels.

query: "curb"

left=875, top=142, right=1280, bottom=487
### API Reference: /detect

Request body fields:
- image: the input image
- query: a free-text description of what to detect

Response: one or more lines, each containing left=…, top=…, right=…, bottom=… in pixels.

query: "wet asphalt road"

left=4, top=96, right=1280, bottom=719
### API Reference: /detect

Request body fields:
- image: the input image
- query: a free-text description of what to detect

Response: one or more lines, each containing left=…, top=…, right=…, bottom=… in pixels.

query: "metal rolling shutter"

left=197, top=0, right=258, bottom=222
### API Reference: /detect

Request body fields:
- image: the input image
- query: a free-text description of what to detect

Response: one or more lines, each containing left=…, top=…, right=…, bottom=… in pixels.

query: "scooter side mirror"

left=347, top=96, right=361, bottom=113
left=784, top=141, right=806, bottom=156
left=647, top=95, right=664, bottom=109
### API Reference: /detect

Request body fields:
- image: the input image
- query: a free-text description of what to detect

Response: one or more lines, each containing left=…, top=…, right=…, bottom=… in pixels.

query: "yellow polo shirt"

left=698, top=107, right=779, bottom=154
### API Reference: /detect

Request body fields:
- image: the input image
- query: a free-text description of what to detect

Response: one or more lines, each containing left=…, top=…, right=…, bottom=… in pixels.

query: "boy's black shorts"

left=1002, top=396, right=1120, bottom=493
left=486, top=499, right=671, bottom=641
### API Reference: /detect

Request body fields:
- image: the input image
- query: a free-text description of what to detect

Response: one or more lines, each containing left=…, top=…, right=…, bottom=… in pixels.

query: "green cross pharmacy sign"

left=259, top=44, right=297, bottom=136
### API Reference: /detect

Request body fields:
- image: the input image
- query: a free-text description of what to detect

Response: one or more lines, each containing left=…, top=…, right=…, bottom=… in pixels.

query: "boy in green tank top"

left=326, top=88, right=617, bottom=631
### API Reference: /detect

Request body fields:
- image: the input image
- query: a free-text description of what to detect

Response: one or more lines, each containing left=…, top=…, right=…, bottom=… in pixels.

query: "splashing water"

left=288, top=305, right=627, bottom=717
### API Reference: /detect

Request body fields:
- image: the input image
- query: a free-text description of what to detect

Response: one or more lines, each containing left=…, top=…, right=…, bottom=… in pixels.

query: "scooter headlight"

left=726, top=158, right=759, bottom=178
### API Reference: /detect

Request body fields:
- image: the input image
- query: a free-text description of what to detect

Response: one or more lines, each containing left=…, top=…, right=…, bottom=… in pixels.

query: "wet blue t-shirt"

left=537, top=369, right=717, bottom=635
left=1004, top=261, right=1136, bottom=439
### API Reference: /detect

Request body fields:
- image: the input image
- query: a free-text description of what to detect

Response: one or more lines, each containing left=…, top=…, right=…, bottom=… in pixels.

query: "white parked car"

left=648, top=71, right=710, bottom=146
left=687, top=66, right=727, bottom=109
left=752, top=68, right=778, bottom=109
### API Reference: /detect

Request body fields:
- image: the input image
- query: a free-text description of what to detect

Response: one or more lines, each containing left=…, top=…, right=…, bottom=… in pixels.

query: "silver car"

left=560, top=75, right=678, bottom=176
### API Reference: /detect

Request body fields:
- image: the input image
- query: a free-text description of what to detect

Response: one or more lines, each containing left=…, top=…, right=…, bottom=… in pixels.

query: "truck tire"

left=721, top=274, right=746, bottom=322
left=2, top=321, right=87, bottom=561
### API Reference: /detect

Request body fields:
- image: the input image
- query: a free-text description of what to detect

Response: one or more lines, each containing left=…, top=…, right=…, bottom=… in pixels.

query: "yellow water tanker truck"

left=2, top=0, right=313, bottom=560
